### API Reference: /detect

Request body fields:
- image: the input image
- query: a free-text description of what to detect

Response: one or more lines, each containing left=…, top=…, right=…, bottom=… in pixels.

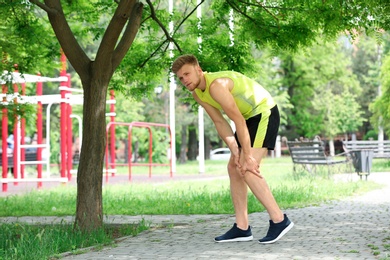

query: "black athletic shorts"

left=234, top=105, right=280, bottom=150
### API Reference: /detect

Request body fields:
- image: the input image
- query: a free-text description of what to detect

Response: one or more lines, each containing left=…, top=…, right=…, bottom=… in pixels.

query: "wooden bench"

left=343, top=140, right=390, bottom=159
left=287, top=140, right=351, bottom=176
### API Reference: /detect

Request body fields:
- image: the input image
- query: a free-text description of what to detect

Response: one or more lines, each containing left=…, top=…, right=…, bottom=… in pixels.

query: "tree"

left=335, top=91, right=367, bottom=139
left=3, top=0, right=390, bottom=232
left=45, top=0, right=143, bottom=231
left=371, top=53, right=390, bottom=137
left=280, top=38, right=362, bottom=140
left=350, top=35, right=383, bottom=136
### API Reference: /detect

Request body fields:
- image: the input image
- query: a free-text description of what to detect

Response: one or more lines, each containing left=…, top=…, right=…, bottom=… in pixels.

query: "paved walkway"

left=1, top=172, right=390, bottom=259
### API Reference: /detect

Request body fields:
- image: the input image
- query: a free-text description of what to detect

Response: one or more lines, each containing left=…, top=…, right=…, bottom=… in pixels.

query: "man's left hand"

left=240, top=155, right=263, bottom=178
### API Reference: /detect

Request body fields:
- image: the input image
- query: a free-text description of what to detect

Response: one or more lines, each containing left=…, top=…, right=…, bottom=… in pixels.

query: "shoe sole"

left=258, top=221, right=294, bottom=244
left=215, top=235, right=253, bottom=243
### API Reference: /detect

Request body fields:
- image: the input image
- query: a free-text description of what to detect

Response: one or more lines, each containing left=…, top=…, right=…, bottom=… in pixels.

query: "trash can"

left=350, top=149, right=374, bottom=180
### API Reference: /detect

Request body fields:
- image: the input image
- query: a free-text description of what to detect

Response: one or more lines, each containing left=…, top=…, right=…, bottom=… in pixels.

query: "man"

left=172, top=54, right=294, bottom=244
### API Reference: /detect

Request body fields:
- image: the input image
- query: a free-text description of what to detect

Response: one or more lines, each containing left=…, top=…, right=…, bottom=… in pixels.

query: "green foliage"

left=252, top=49, right=294, bottom=127
left=0, top=1, right=60, bottom=74
left=280, top=38, right=362, bottom=138
left=50, top=129, right=61, bottom=166
left=212, top=0, right=390, bottom=52
left=364, top=129, right=379, bottom=140
left=0, top=95, right=36, bottom=124
left=370, top=53, right=390, bottom=137
left=2, top=0, right=390, bottom=145
left=351, top=35, right=383, bottom=135
left=334, top=91, right=366, bottom=135
left=0, top=72, right=43, bottom=136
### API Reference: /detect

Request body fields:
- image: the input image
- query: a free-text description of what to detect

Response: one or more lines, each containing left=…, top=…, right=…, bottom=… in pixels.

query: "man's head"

left=172, top=54, right=199, bottom=74
left=172, top=54, right=203, bottom=91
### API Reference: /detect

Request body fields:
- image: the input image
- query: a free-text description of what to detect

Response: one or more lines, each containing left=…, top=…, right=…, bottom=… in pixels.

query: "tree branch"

left=139, top=39, right=169, bottom=68
left=34, top=0, right=90, bottom=79
left=237, top=0, right=302, bottom=11
left=112, top=2, right=144, bottom=70
left=254, top=0, right=280, bottom=23
left=95, top=0, right=137, bottom=69
left=226, top=0, right=279, bottom=34
left=226, top=0, right=257, bottom=24
left=139, top=0, right=206, bottom=67
left=141, top=15, right=152, bottom=25
left=173, top=0, right=205, bottom=37
left=29, top=0, right=55, bottom=14
left=145, top=0, right=182, bottom=52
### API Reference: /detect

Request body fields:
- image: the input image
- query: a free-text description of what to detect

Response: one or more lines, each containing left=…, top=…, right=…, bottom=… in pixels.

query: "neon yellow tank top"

left=194, top=71, right=275, bottom=119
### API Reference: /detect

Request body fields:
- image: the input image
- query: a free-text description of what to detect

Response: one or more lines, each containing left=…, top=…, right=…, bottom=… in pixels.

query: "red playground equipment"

left=105, top=121, right=173, bottom=182
left=1, top=54, right=82, bottom=192
left=2, top=55, right=174, bottom=193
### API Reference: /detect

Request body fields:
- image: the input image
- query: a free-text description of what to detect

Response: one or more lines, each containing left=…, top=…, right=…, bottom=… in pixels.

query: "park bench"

left=343, top=140, right=390, bottom=159
left=0, top=152, right=39, bottom=168
left=287, top=140, right=351, bottom=176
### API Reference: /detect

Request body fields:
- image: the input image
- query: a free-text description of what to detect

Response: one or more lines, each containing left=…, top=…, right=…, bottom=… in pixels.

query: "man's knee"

left=227, top=162, right=243, bottom=180
left=227, top=159, right=237, bottom=171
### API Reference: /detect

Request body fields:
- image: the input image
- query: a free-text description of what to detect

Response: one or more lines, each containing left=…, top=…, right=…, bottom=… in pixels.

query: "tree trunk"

left=187, top=124, right=197, bottom=160
left=124, top=140, right=128, bottom=163
left=329, top=137, right=335, bottom=156
left=204, top=135, right=211, bottom=160
left=74, top=78, right=109, bottom=231
left=134, top=141, right=139, bottom=163
left=179, top=125, right=187, bottom=164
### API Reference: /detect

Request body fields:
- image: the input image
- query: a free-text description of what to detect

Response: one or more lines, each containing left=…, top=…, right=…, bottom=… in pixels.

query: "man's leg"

left=227, top=156, right=249, bottom=230
left=243, top=147, right=284, bottom=223
left=214, top=156, right=253, bottom=242
left=244, top=147, right=294, bottom=244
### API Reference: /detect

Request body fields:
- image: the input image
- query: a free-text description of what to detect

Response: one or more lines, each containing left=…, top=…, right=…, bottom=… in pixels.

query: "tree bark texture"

left=204, top=135, right=210, bottom=160
left=187, top=125, right=197, bottom=160
left=179, top=125, right=187, bottom=164
left=74, top=77, right=108, bottom=231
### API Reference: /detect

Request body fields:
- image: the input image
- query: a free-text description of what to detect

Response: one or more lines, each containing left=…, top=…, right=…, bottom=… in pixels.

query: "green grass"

left=371, top=158, right=390, bottom=172
left=0, top=175, right=380, bottom=216
left=0, top=156, right=388, bottom=260
left=2, top=157, right=385, bottom=216
left=0, top=220, right=149, bottom=260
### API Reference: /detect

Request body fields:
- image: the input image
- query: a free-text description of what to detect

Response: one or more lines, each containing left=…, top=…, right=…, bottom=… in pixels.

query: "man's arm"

left=207, top=78, right=260, bottom=177
left=192, top=92, right=241, bottom=164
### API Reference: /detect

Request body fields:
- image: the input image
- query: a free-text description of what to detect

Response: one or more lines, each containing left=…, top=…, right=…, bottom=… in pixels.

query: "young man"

left=172, top=54, right=294, bottom=244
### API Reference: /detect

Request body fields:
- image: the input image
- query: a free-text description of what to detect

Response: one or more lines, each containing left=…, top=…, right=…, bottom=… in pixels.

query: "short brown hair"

left=172, top=54, right=199, bottom=74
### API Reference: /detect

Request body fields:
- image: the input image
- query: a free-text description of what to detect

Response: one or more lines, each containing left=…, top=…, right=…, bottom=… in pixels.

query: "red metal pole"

left=12, top=68, right=19, bottom=185
left=36, top=74, right=43, bottom=188
left=128, top=125, right=133, bottom=181
left=2, top=84, right=8, bottom=192
left=105, top=124, right=110, bottom=183
left=66, top=73, right=72, bottom=181
left=169, top=127, right=173, bottom=178
left=20, top=81, right=26, bottom=179
left=148, top=126, right=152, bottom=178
left=60, top=50, right=67, bottom=179
left=110, top=90, right=115, bottom=176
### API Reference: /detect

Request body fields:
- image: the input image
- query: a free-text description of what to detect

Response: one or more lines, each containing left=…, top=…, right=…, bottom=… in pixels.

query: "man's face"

left=176, top=64, right=201, bottom=91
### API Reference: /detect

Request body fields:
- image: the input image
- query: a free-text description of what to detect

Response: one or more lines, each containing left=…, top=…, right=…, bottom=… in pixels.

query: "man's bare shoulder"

left=210, top=77, right=233, bottom=92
